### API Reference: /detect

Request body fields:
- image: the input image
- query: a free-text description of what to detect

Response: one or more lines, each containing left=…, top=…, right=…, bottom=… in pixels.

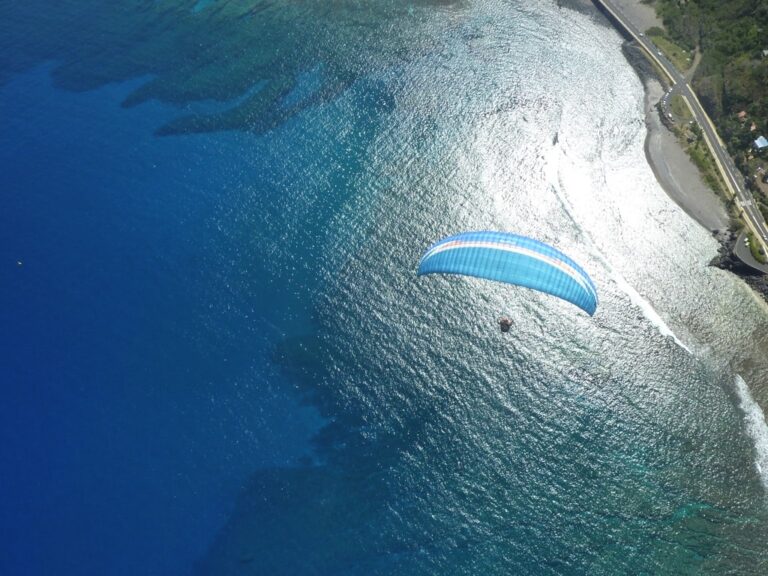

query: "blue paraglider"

left=418, top=231, right=598, bottom=316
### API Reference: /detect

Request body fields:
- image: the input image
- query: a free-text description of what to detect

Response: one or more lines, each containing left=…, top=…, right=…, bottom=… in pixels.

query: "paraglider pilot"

left=498, top=317, right=513, bottom=333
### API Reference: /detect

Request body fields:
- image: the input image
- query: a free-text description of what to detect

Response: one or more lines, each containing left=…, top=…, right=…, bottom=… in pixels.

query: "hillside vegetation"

left=653, top=0, right=768, bottom=158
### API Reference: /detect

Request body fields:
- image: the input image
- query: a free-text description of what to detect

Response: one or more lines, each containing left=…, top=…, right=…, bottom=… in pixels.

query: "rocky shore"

left=710, top=229, right=755, bottom=273
left=709, top=228, right=768, bottom=298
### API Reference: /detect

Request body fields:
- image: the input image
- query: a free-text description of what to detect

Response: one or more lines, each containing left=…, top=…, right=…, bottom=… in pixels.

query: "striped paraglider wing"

left=418, top=231, right=597, bottom=315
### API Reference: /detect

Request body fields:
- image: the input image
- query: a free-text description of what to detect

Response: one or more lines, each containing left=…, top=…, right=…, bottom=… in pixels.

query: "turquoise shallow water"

left=2, top=1, right=768, bottom=574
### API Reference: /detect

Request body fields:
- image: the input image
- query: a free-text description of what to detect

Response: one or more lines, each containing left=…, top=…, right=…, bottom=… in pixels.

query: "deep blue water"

left=0, top=66, right=327, bottom=575
left=4, top=1, right=768, bottom=575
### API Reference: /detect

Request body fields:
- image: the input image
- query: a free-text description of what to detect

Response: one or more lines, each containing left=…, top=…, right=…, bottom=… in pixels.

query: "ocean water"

left=2, top=1, right=768, bottom=575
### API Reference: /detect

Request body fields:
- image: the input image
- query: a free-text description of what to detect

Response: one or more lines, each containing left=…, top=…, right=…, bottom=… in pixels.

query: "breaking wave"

left=734, top=374, right=768, bottom=490
left=613, top=272, right=692, bottom=354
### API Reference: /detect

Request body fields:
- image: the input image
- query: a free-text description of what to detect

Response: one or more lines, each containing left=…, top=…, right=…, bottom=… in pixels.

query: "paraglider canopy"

left=418, top=231, right=597, bottom=315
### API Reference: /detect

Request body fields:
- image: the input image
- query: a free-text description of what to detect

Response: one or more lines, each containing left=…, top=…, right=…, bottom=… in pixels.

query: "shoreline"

left=640, top=76, right=731, bottom=234
left=605, top=1, right=733, bottom=235
left=586, top=0, right=732, bottom=236
left=598, top=3, right=768, bottom=259
left=602, top=1, right=768, bottom=298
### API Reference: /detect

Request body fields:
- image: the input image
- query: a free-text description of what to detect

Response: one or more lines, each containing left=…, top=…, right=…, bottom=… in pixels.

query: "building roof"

left=738, top=110, right=748, bottom=119
left=755, top=136, right=768, bottom=149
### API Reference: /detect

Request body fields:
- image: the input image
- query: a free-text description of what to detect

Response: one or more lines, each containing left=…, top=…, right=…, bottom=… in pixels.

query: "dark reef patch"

left=0, top=0, right=467, bottom=136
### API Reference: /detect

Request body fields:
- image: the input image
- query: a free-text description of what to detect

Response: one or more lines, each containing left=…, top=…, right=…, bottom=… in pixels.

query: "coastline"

left=601, top=1, right=732, bottom=234
left=640, top=77, right=731, bottom=234
left=599, top=0, right=768, bottom=297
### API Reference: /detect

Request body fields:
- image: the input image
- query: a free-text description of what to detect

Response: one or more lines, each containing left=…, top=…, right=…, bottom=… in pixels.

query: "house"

left=751, top=122, right=758, bottom=132
left=754, top=135, right=768, bottom=150
left=738, top=110, right=748, bottom=121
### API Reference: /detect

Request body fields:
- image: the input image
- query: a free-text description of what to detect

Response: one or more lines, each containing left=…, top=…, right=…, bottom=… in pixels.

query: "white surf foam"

left=612, top=272, right=692, bottom=354
left=734, top=374, right=768, bottom=490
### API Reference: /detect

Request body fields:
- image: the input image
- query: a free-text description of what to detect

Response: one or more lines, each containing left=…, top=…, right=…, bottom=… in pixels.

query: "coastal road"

left=594, top=0, right=768, bottom=256
left=735, top=230, right=768, bottom=274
